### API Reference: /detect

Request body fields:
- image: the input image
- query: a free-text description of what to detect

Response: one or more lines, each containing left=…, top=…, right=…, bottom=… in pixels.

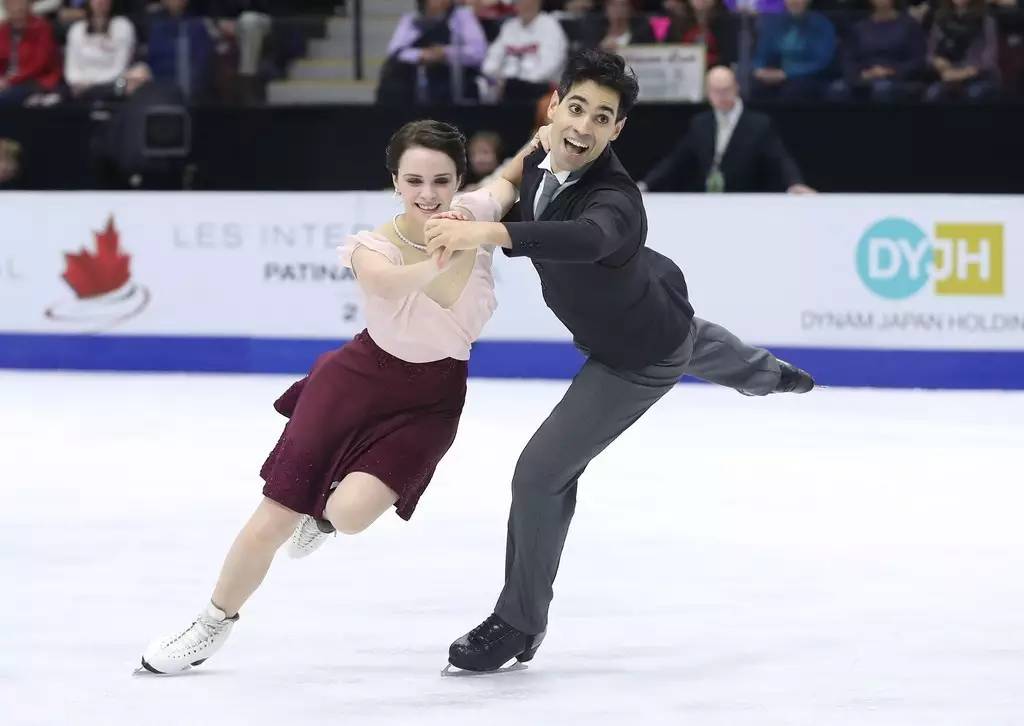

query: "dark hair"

left=385, top=120, right=467, bottom=179
left=556, top=49, right=639, bottom=121
left=86, top=0, right=119, bottom=35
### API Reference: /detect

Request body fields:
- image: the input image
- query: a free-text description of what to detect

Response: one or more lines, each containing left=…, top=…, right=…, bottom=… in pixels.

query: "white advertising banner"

left=619, top=44, right=706, bottom=103
left=643, top=194, right=1022, bottom=350
left=0, top=192, right=553, bottom=340
left=1, top=192, right=1021, bottom=351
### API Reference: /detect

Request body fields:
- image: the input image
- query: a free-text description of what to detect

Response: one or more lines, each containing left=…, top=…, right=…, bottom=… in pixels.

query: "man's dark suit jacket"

left=642, top=108, right=805, bottom=192
left=501, top=145, right=693, bottom=371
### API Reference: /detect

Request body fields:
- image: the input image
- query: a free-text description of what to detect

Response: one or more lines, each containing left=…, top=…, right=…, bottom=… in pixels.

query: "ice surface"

left=2, top=371, right=1023, bottom=726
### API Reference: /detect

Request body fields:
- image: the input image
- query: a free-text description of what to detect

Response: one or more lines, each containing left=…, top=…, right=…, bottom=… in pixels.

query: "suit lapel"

left=520, top=149, right=547, bottom=221
left=702, top=113, right=717, bottom=166
left=534, top=146, right=613, bottom=221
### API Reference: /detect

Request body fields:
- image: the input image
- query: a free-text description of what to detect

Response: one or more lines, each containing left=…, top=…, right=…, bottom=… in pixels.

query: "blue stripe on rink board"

left=1, top=333, right=1023, bottom=389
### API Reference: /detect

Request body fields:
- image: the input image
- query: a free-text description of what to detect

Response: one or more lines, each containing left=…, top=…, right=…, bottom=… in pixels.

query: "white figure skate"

left=136, top=602, right=238, bottom=675
left=287, top=515, right=335, bottom=559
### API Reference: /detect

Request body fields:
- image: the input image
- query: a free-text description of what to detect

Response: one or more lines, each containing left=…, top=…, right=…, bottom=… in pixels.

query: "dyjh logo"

left=856, top=217, right=1003, bottom=299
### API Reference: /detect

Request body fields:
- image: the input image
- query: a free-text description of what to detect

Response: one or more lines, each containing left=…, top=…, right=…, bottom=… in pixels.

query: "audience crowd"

left=2, top=0, right=1021, bottom=108
left=377, top=0, right=1023, bottom=104
left=2, top=0, right=1023, bottom=190
left=0, top=0, right=286, bottom=107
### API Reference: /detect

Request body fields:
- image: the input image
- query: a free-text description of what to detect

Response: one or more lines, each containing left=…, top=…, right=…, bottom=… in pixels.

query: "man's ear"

left=546, top=91, right=560, bottom=122
left=609, top=117, right=627, bottom=142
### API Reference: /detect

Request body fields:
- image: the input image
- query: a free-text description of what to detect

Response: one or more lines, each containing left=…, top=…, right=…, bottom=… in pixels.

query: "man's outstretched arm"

left=426, top=187, right=639, bottom=264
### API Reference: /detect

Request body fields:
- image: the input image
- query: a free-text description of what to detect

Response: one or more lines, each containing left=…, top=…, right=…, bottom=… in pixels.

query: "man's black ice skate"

left=443, top=613, right=545, bottom=676
left=775, top=359, right=815, bottom=393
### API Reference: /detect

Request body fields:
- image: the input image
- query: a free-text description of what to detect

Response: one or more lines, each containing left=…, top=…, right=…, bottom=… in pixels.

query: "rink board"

left=1, top=192, right=1022, bottom=388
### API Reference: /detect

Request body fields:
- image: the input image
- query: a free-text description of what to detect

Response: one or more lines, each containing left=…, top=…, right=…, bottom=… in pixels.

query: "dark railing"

left=352, top=0, right=364, bottom=83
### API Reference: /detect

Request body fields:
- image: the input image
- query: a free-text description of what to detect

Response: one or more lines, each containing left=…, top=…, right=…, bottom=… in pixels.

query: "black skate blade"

left=133, top=658, right=165, bottom=676
left=132, top=657, right=190, bottom=676
left=441, top=662, right=528, bottom=677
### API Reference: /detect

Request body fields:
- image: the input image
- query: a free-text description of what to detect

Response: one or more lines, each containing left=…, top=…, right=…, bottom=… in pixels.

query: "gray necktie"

left=534, top=170, right=561, bottom=218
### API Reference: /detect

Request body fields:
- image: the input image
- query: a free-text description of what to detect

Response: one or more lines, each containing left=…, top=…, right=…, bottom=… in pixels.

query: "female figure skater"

left=137, top=120, right=509, bottom=674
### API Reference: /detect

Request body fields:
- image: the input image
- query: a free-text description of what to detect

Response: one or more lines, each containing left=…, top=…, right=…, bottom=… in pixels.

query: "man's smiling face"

left=546, top=80, right=626, bottom=173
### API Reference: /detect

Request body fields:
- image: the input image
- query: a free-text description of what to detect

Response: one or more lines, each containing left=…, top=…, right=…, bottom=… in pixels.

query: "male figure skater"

left=425, top=49, right=814, bottom=673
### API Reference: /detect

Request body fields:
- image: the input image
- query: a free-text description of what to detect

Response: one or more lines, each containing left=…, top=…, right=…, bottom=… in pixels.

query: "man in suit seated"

left=638, top=66, right=815, bottom=194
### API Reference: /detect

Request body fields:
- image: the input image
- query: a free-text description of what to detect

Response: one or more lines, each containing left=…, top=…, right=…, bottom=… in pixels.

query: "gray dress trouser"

left=494, top=317, right=782, bottom=635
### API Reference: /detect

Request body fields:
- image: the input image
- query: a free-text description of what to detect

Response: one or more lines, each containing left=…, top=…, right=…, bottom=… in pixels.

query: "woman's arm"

left=110, top=18, right=137, bottom=81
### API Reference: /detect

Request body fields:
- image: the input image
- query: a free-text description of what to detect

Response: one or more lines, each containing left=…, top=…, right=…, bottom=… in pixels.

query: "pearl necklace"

left=392, top=214, right=428, bottom=253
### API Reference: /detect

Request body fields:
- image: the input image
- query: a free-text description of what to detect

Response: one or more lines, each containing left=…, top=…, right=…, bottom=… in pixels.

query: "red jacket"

left=0, top=16, right=61, bottom=90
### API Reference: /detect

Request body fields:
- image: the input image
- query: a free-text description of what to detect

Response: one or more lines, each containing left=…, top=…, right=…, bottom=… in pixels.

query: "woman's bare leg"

left=323, top=472, right=398, bottom=535
left=210, top=496, right=301, bottom=616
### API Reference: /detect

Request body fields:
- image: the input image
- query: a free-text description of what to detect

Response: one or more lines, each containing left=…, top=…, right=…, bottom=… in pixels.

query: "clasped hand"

left=424, top=209, right=486, bottom=266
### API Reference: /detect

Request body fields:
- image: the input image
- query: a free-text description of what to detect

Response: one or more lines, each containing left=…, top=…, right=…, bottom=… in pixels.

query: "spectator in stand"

left=377, top=0, right=487, bottom=105
left=925, top=0, right=1000, bottom=100
left=479, top=0, right=568, bottom=103
left=639, top=66, right=814, bottom=192
left=206, top=1, right=272, bottom=83
left=462, top=130, right=503, bottom=190
left=752, top=0, right=837, bottom=100
left=145, top=0, right=215, bottom=102
left=908, top=0, right=1014, bottom=32
left=829, top=0, right=926, bottom=100
left=64, top=0, right=136, bottom=101
left=661, top=0, right=738, bottom=67
left=580, top=0, right=656, bottom=52
left=0, top=0, right=61, bottom=106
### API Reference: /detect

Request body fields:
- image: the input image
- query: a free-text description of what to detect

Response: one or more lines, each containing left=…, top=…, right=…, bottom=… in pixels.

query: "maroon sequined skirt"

left=260, top=330, right=468, bottom=521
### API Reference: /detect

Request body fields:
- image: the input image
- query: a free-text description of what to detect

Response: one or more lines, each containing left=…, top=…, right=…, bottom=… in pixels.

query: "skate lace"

left=468, top=614, right=504, bottom=643
left=294, top=517, right=325, bottom=548
left=166, top=613, right=225, bottom=649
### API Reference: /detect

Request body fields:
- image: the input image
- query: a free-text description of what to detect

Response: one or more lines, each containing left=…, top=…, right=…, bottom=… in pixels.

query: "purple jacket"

left=386, top=7, right=487, bottom=68
left=722, top=0, right=786, bottom=13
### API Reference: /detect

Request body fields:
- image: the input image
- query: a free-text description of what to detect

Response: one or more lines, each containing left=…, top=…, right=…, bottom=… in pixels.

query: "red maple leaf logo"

left=61, top=216, right=132, bottom=298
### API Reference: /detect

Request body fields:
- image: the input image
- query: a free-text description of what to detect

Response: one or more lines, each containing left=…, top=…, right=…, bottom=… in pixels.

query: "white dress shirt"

left=533, top=152, right=581, bottom=217
left=714, top=99, right=744, bottom=161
